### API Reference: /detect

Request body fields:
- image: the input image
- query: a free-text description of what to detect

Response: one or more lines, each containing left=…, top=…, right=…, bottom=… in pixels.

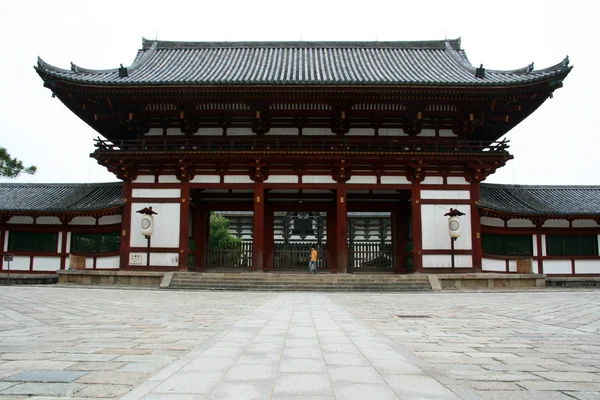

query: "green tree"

left=0, top=147, right=36, bottom=178
left=209, top=213, right=241, bottom=248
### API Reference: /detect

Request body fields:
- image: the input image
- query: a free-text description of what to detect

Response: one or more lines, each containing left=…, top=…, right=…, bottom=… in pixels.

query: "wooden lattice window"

left=8, top=231, right=58, bottom=252
left=71, top=232, right=120, bottom=253
left=482, top=233, right=533, bottom=256
left=546, top=235, right=598, bottom=256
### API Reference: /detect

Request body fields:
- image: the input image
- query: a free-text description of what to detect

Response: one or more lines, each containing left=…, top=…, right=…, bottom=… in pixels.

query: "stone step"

left=168, top=285, right=430, bottom=292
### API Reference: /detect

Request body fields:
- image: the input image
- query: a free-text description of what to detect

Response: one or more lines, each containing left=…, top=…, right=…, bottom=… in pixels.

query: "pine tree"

left=0, top=147, right=36, bottom=178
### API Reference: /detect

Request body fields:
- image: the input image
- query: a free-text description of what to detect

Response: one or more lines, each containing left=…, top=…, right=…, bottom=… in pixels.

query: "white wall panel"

left=133, top=175, right=155, bottom=183
left=421, top=204, right=472, bottom=250
left=65, top=232, right=71, bottom=253
left=347, top=176, right=377, bottom=184
left=195, top=128, right=223, bottom=136
left=420, top=190, right=470, bottom=200
left=508, top=260, right=517, bottom=272
left=381, top=176, right=410, bottom=184
left=543, top=219, right=570, bottom=228
left=421, top=177, right=444, bottom=185
left=266, top=128, right=298, bottom=135
left=227, top=128, right=253, bottom=136
left=224, top=175, right=254, bottom=183
left=3, top=232, right=7, bottom=251
left=507, top=219, right=535, bottom=228
left=265, top=175, right=299, bottom=184
left=302, top=176, right=336, bottom=184
left=346, top=128, right=375, bottom=136
left=572, top=220, right=599, bottom=228
left=574, top=260, right=600, bottom=274
left=481, top=217, right=504, bottom=227
left=37, top=217, right=61, bottom=225
left=130, top=203, right=180, bottom=248
left=379, top=128, right=406, bottom=136
left=99, top=215, right=122, bottom=225
left=96, top=256, right=120, bottom=269
left=419, top=129, right=436, bottom=137
left=166, top=128, right=183, bottom=136
left=303, top=128, right=335, bottom=136
left=6, top=256, right=29, bottom=271
left=544, top=260, right=572, bottom=274
left=70, top=217, right=96, bottom=226
left=191, top=175, right=221, bottom=183
left=531, top=260, right=540, bottom=274
left=482, top=258, right=506, bottom=272
left=446, top=177, right=467, bottom=184
left=85, top=257, right=94, bottom=269
left=532, top=235, right=538, bottom=256
left=423, top=255, right=472, bottom=268
left=541, top=234, right=547, bottom=256
left=439, top=129, right=457, bottom=137
left=158, top=175, right=180, bottom=183
left=132, top=188, right=181, bottom=198
left=8, top=216, right=34, bottom=224
left=129, top=252, right=179, bottom=267
left=33, top=256, right=61, bottom=271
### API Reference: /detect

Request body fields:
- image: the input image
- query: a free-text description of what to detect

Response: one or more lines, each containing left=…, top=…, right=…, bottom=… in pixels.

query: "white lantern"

left=448, top=216, right=460, bottom=239
left=141, top=214, right=154, bottom=237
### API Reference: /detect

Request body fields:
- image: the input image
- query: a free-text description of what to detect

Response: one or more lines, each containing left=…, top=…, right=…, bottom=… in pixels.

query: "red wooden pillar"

left=336, top=184, right=348, bottom=273
left=327, top=206, right=337, bottom=273
left=536, top=232, right=544, bottom=274
left=59, top=218, right=70, bottom=270
left=470, top=182, right=483, bottom=272
left=119, top=181, right=133, bottom=269
left=0, top=218, right=6, bottom=270
left=178, top=183, right=190, bottom=271
left=264, top=207, right=274, bottom=271
left=392, top=209, right=408, bottom=274
left=411, top=182, right=423, bottom=273
left=195, top=208, right=208, bottom=272
left=252, top=183, right=265, bottom=272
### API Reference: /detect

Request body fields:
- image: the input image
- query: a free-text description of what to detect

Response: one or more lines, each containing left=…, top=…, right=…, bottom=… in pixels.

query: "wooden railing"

left=206, top=242, right=252, bottom=268
left=93, top=137, right=509, bottom=155
left=273, top=242, right=327, bottom=270
left=349, top=242, right=394, bottom=271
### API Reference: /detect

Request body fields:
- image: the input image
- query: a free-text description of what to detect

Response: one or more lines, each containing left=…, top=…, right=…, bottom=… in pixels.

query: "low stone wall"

left=546, top=277, right=600, bottom=288
left=437, top=273, right=546, bottom=290
left=57, top=270, right=165, bottom=287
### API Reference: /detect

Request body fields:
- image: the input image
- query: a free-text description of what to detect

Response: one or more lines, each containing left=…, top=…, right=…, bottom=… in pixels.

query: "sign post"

left=3, top=254, right=13, bottom=285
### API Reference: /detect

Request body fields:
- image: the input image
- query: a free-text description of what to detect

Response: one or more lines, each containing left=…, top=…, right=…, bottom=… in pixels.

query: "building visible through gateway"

left=2, top=38, right=599, bottom=277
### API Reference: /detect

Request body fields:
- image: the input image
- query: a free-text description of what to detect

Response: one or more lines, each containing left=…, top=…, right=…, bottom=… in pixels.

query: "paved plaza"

left=0, top=287, right=598, bottom=399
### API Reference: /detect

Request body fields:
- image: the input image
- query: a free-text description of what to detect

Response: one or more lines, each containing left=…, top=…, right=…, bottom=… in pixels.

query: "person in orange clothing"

left=309, top=247, right=318, bottom=274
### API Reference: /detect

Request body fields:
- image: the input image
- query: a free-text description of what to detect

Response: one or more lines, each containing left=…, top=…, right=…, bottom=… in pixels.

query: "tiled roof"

left=479, top=184, right=600, bottom=216
left=35, top=38, right=571, bottom=87
left=0, top=182, right=123, bottom=214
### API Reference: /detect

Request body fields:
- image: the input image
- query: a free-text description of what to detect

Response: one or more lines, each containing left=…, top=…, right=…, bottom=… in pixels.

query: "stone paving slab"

left=0, top=287, right=598, bottom=399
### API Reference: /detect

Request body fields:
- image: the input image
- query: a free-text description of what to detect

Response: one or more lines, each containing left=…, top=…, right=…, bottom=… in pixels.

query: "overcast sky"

left=0, top=0, right=595, bottom=185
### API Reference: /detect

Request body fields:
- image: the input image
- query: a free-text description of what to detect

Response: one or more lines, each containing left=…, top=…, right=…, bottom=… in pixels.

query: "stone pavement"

left=0, top=287, right=597, bottom=399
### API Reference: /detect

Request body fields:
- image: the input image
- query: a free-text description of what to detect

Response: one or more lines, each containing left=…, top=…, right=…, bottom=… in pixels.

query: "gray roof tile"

left=0, top=182, right=123, bottom=214
left=35, top=39, right=571, bottom=87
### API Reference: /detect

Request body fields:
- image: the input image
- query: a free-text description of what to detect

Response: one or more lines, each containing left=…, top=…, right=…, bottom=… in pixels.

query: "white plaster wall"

left=57, top=232, right=62, bottom=252
left=129, top=252, right=179, bottom=267
left=574, top=260, right=600, bottom=274
left=421, top=177, right=444, bottom=185
left=146, top=128, right=163, bottom=136
left=224, top=175, right=254, bottom=184
left=99, top=215, right=122, bottom=225
left=419, top=129, right=436, bottom=137
left=532, top=235, right=538, bottom=256
left=132, top=188, right=181, bottom=198
left=379, top=128, right=406, bottom=136
left=482, top=258, right=506, bottom=272
left=65, top=232, right=71, bottom=253
left=158, top=175, right=180, bottom=183
left=346, top=128, right=375, bottom=136
left=302, top=176, right=336, bottom=184
left=166, top=128, right=183, bottom=136
left=572, top=220, right=599, bottom=228
left=446, top=177, right=468, bottom=184
left=421, top=190, right=470, bottom=200
left=33, top=256, right=61, bottom=271
left=133, top=175, right=155, bottom=183
left=507, top=219, right=535, bottom=228
left=423, top=255, right=472, bottom=268
left=265, top=175, right=299, bottom=184
left=543, top=260, right=572, bottom=274
left=3, top=232, right=7, bottom=251
left=347, top=176, right=377, bottom=184
left=96, top=256, right=120, bottom=269
left=191, top=175, right=221, bottom=183
left=543, top=220, right=570, bottom=228
left=227, top=128, right=253, bottom=136
left=303, top=128, right=335, bottom=136
left=381, top=176, right=410, bottom=184
left=439, top=129, right=457, bottom=137
left=481, top=217, right=504, bottom=227
left=85, top=257, right=94, bottom=269
left=508, top=260, right=517, bottom=272
left=195, top=128, right=223, bottom=136
left=37, top=217, right=61, bottom=225
left=266, top=128, right=298, bottom=135
left=531, top=260, right=540, bottom=274
left=6, top=256, right=29, bottom=271
left=8, top=216, right=34, bottom=224
left=70, top=217, right=96, bottom=226
left=421, top=204, right=472, bottom=250
left=130, top=203, right=180, bottom=248
left=541, top=234, right=547, bottom=256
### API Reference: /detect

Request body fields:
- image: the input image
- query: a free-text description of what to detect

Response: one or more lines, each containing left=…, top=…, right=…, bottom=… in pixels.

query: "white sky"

left=0, top=0, right=596, bottom=185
